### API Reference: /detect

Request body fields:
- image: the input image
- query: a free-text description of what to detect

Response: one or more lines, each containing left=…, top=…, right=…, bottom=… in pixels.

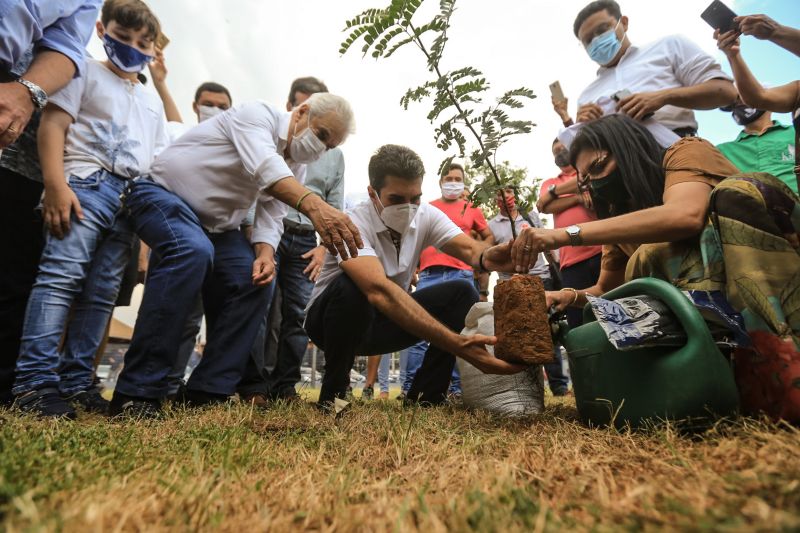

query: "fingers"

left=252, top=260, right=275, bottom=286
left=71, top=195, right=84, bottom=220
left=343, top=216, right=363, bottom=255
left=0, top=122, right=20, bottom=148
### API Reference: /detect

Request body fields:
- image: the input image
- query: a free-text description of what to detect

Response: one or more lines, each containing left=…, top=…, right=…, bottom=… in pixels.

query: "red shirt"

left=418, top=198, right=489, bottom=272
left=540, top=170, right=602, bottom=269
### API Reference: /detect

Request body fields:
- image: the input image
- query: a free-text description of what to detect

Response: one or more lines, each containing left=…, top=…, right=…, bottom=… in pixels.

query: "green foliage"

left=340, top=0, right=537, bottom=236
left=466, top=161, right=542, bottom=221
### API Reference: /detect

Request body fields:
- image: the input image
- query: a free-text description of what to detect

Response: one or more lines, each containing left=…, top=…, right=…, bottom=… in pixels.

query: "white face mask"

left=197, top=105, right=224, bottom=123
left=373, top=193, right=419, bottom=235
left=441, top=181, right=465, bottom=200
left=290, top=112, right=327, bottom=164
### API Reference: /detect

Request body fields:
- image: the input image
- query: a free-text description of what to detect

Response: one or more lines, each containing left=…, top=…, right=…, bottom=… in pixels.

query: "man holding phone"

left=571, top=0, right=737, bottom=137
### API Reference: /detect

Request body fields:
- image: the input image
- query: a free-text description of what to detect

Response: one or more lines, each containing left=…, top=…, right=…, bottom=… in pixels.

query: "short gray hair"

left=306, top=93, right=356, bottom=139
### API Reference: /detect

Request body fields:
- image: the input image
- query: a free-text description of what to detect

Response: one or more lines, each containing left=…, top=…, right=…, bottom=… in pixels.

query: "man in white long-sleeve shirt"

left=111, top=93, right=360, bottom=417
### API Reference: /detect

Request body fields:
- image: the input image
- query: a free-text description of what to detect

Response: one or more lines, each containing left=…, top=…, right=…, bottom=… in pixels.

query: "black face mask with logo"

left=589, top=168, right=632, bottom=218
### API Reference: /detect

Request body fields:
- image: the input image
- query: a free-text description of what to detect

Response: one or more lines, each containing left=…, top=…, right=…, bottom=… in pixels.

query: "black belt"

left=423, top=265, right=463, bottom=274
left=284, top=224, right=315, bottom=237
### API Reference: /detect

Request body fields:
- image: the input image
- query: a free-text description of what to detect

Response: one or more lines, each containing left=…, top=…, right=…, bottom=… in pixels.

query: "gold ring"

left=523, top=245, right=532, bottom=252
left=6, top=125, right=18, bottom=134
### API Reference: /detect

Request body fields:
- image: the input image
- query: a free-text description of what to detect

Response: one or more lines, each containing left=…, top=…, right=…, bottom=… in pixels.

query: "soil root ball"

left=494, top=275, right=555, bottom=365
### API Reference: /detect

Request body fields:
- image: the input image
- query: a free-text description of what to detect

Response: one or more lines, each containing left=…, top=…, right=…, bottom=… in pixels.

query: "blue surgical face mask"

left=586, top=20, right=624, bottom=66
left=103, top=34, right=154, bottom=73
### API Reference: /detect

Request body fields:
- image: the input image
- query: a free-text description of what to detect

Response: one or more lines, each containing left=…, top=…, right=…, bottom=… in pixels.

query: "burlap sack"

left=457, top=302, right=544, bottom=417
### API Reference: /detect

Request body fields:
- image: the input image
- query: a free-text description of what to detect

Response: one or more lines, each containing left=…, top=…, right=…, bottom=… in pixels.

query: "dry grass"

left=0, top=396, right=798, bottom=532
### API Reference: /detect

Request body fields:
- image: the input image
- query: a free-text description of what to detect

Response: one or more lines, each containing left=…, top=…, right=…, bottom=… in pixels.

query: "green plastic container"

left=561, top=278, right=739, bottom=429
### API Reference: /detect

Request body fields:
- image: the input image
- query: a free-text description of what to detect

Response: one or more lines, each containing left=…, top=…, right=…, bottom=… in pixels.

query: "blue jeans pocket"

left=68, top=172, right=102, bottom=190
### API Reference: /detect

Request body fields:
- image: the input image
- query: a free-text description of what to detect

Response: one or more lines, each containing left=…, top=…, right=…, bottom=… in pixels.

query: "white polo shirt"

left=578, top=35, right=731, bottom=132
left=149, top=101, right=306, bottom=250
left=307, top=201, right=463, bottom=310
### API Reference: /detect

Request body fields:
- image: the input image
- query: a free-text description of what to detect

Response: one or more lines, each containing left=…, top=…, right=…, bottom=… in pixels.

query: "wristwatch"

left=565, top=225, right=583, bottom=246
left=16, top=78, right=48, bottom=110
left=548, top=184, right=558, bottom=199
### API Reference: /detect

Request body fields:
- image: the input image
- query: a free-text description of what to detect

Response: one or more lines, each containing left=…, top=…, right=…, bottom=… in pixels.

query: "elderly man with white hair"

left=110, top=93, right=360, bottom=418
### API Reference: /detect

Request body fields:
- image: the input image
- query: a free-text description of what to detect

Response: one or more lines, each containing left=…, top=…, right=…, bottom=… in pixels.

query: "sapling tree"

left=340, top=0, right=536, bottom=238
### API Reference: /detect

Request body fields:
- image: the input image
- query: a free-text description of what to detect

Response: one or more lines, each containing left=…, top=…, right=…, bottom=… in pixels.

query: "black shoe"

left=109, top=392, right=162, bottom=419
left=67, top=386, right=109, bottom=414
left=15, top=387, right=77, bottom=419
left=176, top=387, right=230, bottom=407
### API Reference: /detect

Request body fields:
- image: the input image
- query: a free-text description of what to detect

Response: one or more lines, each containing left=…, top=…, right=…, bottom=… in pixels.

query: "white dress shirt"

left=307, top=201, right=463, bottom=310
left=578, top=35, right=731, bottom=132
left=149, top=101, right=306, bottom=250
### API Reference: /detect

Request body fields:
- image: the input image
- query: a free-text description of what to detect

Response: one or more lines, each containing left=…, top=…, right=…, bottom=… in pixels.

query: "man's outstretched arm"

left=340, top=256, right=523, bottom=375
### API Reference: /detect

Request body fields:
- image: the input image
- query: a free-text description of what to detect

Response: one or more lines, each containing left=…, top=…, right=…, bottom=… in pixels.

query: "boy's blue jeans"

left=14, top=170, right=134, bottom=396
left=114, top=179, right=269, bottom=399
left=402, top=267, right=472, bottom=394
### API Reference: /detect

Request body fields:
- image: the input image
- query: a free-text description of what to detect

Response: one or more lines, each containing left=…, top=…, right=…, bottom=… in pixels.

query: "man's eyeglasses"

left=577, top=154, right=609, bottom=193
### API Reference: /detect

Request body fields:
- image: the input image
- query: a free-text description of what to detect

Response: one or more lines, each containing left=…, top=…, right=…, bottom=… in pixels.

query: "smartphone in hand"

left=549, top=81, right=566, bottom=102
left=701, top=0, right=738, bottom=33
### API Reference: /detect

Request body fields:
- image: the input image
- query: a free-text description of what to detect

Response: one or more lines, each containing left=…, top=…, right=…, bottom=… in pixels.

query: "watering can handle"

left=581, top=278, right=719, bottom=350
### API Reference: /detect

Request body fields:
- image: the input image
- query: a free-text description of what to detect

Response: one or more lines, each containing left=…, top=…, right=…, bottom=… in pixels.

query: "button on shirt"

left=0, top=0, right=101, bottom=76
left=284, top=147, right=345, bottom=231
left=578, top=35, right=731, bottom=132
left=307, top=201, right=463, bottom=310
left=149, top=101, right=306, bottom=250
left=717, top=121, right=797, bottom=193
left=488, top=212, right=550, bottom=280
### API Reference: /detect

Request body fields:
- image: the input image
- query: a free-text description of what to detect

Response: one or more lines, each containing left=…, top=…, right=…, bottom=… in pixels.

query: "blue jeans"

left=14, top=170, right=134, bottom=395
left=542, top=277, right=570, bottom=394
left=377, top=352, right=391, bottom=393
left=238, top=230, right=316, bottom=397
left=114, top=180, right=269, bottom=399
left=402, top=267, right=472, bottom=394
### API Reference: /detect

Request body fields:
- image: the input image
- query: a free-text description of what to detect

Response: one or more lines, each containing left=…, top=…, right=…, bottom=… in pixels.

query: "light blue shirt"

left=0, top=0, right=102, bottom=76
left=284, top=147, right=345, bottom=231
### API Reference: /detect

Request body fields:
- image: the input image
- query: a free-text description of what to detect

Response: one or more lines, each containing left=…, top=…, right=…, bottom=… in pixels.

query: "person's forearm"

left=554, top=204, right=705, bottom=248
left=37, top=114, right=68, bottom=191
left=771, top=23, right=800, bottom=57
left=478, top=272, right=490, bottom=292
left=727, top=54, right=796, bottom=112
left=366, top=279, right=461, bottom=353
left=21, top=50, right=76, bottom=96
left=266, top=176, right=309, bottom=208
left=554, top=177, right=578, bottom=195
left=541, top=195, right=580, bottom=215
left=660, top=79, right=737, bottom=110
left=153, top=80, right=182, bottom=123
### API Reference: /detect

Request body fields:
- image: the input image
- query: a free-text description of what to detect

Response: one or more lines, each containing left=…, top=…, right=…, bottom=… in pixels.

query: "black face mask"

left=589, top=168, right=631, bottom=218
left=554, top=150, right=571, bottom=169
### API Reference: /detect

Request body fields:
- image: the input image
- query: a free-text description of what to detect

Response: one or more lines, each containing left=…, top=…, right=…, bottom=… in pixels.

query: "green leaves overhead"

left=341, top=0, right=537, bottom=231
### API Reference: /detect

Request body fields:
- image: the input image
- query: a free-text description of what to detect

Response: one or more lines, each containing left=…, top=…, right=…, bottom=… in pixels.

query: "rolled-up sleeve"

left=228, top=102, right=294, bottom=190
left=37, top=1, right=102, bottom=77
left=669, top=34, right=731, bottom=87
left=252, top=192, right=288, bottom=249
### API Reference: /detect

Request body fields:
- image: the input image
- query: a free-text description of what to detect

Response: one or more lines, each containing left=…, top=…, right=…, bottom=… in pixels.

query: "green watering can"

left=561, top=278, right=740, bottom=429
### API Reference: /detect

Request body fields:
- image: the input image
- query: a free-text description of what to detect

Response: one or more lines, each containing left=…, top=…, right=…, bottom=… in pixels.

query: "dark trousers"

left=560, top=253, right=602, bottom=329
left=542, top=277, right=570, bottom=394
left=0, top=169, right=44, bottom=403
left=305, top=275, right=478, bottom=405
left=114, top=180, right=269, bottom=399
left=237, top=230, right=316, bottom=397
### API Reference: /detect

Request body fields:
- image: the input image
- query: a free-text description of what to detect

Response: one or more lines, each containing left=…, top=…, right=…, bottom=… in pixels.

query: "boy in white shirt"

left=13, top=0, right=168, bottom=418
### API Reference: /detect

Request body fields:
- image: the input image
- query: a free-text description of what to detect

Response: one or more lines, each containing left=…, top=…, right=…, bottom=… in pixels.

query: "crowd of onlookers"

left=0, top=0, right=797, bottom=422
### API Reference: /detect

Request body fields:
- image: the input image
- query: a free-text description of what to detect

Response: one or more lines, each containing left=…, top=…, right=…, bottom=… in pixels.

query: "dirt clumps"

left=494, top=275, right=554, bottom=365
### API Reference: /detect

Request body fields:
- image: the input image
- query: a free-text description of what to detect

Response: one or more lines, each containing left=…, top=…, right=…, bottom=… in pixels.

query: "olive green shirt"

left=717, top=121, right=797, bottom=193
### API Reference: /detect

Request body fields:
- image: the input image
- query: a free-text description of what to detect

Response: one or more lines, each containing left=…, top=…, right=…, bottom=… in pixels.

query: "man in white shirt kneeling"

left=306, top=144, right=525, bottom=407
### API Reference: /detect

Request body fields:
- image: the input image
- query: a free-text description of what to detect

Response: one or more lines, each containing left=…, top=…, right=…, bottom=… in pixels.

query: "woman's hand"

left=510, top=227, right=564, bottom=273
left=546, top=290, right=576, bottom=312
left=148, top=49, right=168, bottom=84
left=715, top=28, right=741, bottom=58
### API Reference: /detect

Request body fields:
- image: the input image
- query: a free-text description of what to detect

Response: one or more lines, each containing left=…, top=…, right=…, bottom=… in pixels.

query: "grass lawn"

left=1, top=395, right=798, bottom=531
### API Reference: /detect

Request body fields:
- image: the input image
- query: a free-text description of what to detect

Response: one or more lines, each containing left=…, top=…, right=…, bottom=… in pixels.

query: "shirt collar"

left=277, top=111, right=292, bottom=152
left=597, top=44, right=637, bottom=75
left=736, top=120, right=789, bottom=140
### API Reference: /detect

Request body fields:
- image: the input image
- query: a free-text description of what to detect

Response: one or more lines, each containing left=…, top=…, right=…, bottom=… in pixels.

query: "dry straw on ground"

left=1, top=397, right=798, bottom=531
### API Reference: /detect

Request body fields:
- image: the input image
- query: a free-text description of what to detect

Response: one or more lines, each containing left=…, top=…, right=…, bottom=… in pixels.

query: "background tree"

left=340, top=0, right=536, bottom=238
left=465, top=161, right=542, bottom=221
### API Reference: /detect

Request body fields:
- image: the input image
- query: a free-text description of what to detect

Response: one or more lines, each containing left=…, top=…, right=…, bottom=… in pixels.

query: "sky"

left=105, top=0, right=799, bottom=327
